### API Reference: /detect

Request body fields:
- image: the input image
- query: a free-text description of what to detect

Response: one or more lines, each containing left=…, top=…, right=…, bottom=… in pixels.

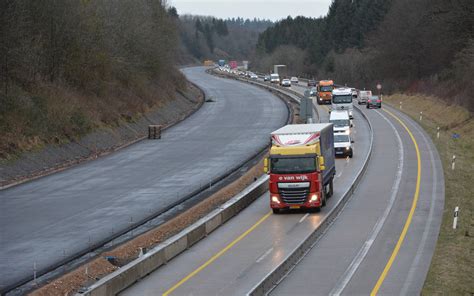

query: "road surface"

left=0, top=67, right=288, bottom=291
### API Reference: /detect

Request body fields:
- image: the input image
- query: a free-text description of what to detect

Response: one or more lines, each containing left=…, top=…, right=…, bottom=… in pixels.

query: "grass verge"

left=383, top=94, right=473, bottom=295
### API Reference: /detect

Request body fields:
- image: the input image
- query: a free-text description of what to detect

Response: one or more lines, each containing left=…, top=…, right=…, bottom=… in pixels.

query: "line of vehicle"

left=162, top=211, right=273, bottom=296
left=329, top=109, right=404, bottom=295
left=248, top=103, right=374, bottom=295
left=370, top=108, right=422, bottom=295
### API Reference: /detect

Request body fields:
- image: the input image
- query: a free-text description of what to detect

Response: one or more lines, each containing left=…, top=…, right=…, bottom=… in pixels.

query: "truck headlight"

left=271, top=196, right=280, bottom=204
left=310, top=194, right=318, bottom=201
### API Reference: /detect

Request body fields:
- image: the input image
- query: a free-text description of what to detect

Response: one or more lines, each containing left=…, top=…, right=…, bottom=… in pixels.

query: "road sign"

left=376, top=83, right=382, bottom=90
left=452, top=133, right=460, bottom=139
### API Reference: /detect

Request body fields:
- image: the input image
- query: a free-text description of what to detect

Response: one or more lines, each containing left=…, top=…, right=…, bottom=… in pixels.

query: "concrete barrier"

left=77, top=175, right=268, bottom=296
left=79, top=71, right=373, bottom=296
left=210, top=69, right=320, bottom=123
left=247, top=103, right=374, bottom=296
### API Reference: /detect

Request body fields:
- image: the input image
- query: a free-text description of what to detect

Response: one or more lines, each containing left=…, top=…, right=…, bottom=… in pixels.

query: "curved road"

left=120, top=84, right=372, bottom=295
left=271, top=104, right=444, bottom=295
left=121, top=76, right=444, bottom=296
left=0, top=67, right=288, bottom=291
left=271, top=83, right=444, bottom=296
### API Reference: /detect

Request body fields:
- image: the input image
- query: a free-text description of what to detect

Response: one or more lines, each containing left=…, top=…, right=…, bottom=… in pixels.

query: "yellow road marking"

left=370, top=109, right=422, bottom=295
left=163, top=211, right=273, bottom=296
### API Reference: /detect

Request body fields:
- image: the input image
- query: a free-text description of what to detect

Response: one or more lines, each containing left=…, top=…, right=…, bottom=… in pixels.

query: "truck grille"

left=279, top=187, right=309, bottom=204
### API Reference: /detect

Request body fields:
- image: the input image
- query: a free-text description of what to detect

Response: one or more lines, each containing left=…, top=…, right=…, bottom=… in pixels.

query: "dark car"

left=367, top=95, right=382, bottom=109
left=264, top=75, right=271, bottom=82
left=307, top=79, right=317, bottom=87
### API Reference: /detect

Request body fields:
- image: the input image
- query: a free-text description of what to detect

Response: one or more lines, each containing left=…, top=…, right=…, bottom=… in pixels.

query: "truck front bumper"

left=270, top=193, right=322, bottom=209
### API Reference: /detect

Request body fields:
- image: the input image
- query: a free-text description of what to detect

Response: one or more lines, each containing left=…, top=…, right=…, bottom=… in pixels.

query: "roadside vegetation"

left=252, top=0, right=473, bottom=111
left=0, top=0, right=184, bottom=160
left=383, top=95, right=473, bottom=295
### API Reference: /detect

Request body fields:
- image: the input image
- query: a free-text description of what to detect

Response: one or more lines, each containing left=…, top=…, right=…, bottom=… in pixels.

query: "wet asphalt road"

left=0, top=67, right=288, bottom=290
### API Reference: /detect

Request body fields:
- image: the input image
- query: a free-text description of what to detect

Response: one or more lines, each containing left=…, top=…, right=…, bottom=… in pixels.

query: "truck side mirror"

left=318, top=156, right=326, bottom=171
left=263, top=158, right=269, bottom=174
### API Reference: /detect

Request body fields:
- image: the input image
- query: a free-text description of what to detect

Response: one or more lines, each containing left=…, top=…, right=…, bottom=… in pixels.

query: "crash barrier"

left=248, top=103, right=374, bottom=296
left=212, top=68, right=374, bottom=296
left=210, top=69, right=320, bottom=124
left=78, top=175, right=269, bottom=296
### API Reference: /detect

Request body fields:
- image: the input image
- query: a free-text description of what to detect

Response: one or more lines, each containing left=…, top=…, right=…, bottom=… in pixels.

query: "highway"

left=121, top=74, right=444, bottom=296
left=0, top=67, right=288, bottom=291
left=120, top=79, right=372, bottom=295
left=274, top=81, right=444, bottom=295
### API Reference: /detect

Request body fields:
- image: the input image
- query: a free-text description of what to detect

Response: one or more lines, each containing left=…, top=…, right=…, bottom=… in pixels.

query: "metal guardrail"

left=212, top=69, right=375, bottom=296
left=78, top=176, right=269, bottom=296
left=247, top=103, right=374, bottom=296
left=216, top=71, right=320, bottom=124
left=77, top=70, right=373, bottom=296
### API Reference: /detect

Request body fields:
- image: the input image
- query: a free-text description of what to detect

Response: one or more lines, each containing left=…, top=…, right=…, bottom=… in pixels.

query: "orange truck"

left=316, top=80, right=334, bottom=105
left=203, top=60, right=214, bottom=66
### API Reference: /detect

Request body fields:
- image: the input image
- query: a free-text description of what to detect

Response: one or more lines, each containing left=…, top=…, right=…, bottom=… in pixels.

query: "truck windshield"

left=330, top=119, right=350, bottom=127
left=332, top=95, right=353, bottom=104
left=270, top=157, right=316, bottom=174
left=320, top=85, right=333, bottom=92
left=334, top=134, right=350, bottom=142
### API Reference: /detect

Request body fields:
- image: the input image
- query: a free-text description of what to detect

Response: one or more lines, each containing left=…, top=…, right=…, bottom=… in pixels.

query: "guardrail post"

left=33, top=262, right=37, bottom=286
left=451, top=155, right=456, bottom=170
left=437, top=126, right=440, bottom=139
left=453, top=206, right=459, bottom=229
left=419, top=111, right=423, bottom=121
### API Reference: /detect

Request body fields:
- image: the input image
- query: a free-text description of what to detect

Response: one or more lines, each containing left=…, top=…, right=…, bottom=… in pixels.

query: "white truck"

left=331, top=87, right=354, bottom=119
left=357, top=90, right=372, bottom=105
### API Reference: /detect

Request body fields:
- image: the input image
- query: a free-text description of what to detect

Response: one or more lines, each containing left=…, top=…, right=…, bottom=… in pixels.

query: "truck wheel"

left=322, top=191, right=327, bottom=207
left=272, top=208, right=281, bottom=214
left=328, top=179, right=334, bottom=198
left=349, top=151, right=353, bottom=158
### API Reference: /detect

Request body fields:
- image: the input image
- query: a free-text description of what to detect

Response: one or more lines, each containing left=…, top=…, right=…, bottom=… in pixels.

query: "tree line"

left=0, top=0, right=182, bottom=158
left=253, top=0, right=474, bottom=110
left=177, top=15, right=273, bottom=63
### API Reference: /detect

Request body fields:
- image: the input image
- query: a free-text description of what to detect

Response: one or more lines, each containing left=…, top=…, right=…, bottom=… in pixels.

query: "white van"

left=270, top=73, right=280, bottom=84
left=329, top=110, right=351, bottom=135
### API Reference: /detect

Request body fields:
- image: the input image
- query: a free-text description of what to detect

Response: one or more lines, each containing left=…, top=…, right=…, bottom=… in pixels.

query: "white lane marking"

left=299, top=213, right=310, bottom=224
left=330, top=109, right=404, bottom=295
left=400, top=113, right=438, bottom=296
left=256, top=247, right=274, bottom=263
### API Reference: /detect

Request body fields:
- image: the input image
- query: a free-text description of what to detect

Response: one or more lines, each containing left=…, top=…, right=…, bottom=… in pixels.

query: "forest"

left=177, top=16, right=273, bottom=64
left=253, top=0, right=474, bottom=110
left=0, top=0, right=183, bottom=158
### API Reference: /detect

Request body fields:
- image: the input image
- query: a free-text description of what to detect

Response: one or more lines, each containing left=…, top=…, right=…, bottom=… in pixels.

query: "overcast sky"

left=169, top=0, right=333, bottom=21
